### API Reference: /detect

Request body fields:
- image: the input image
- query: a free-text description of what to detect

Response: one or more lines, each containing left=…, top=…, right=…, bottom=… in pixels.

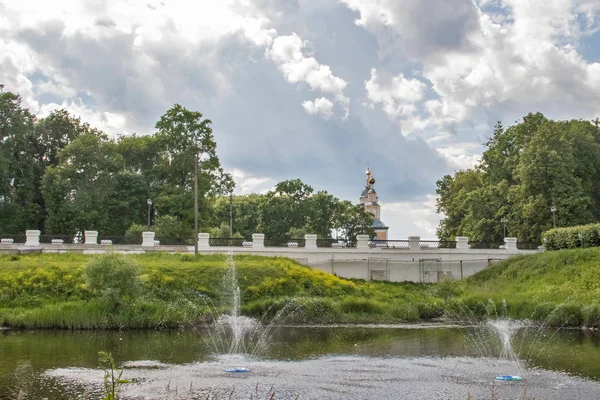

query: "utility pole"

left=229, top=191, right=233, bottom=238
left=194, top=151, right=199, bottom=257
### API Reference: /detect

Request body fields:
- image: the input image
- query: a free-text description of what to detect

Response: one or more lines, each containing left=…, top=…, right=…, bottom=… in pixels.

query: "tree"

left=436, top=113, right=600, bottom=242
left=258, top=179, right=314, bottom=239
left=335, top=201, right=375, bottom=242
left=155, top=105, right=233, bottom=250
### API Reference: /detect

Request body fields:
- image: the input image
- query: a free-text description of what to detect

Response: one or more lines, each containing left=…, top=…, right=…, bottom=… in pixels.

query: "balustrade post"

left=305, top=234, right=317, bottom=249
left=408, top=236, right=420, bottom=251
left=252, top=233, right=265, bottom=248
left=142, top=231, right=156, bottom=247
left=356, top=235, right=370, bottom=250
left=197, top=233, right=210, bottom=249
left=504, top=237, right=518, bottom=251
left=84, top=231, right=98, bottom=245
left=455, top=236, right=469, bottom=250
left=25, top=230, right=40, bottom=246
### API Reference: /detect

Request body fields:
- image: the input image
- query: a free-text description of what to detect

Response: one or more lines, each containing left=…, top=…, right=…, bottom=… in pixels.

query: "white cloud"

left=343, top=0, right=600, bottom=132
left=37, top=101, right=129, bottom=136
left=434, top=143, right=483, bottom=171
left=381, top=195, right=442, bottom=239
left=268, top=33, right=350, bottom=119
left=0, top=0, right=278, bottom=132
left=228, top=168, right=274, bottom=195
left=302, top=97, right=334, bottom=118
left=364, top=68, right=427, bottom=129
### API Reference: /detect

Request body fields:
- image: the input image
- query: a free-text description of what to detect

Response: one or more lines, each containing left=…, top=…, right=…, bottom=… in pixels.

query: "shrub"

left=388, top=302, right=419, bottom=321
left=125, top=223, right=146, bottom=238
left=543, top=223, right=600, bottom=250
left=83, top=253, right=142, bottom=310
left=529, top=302, right=557, bottom=323
left=340, top=297, right=385, bottom=314
left=546, top=303, right=584, bottom=327
left=417, top=300, right=444, bottom=319
left=431, top=279, right=464, bottom=300
left=583, top=305, right=600, bottom=328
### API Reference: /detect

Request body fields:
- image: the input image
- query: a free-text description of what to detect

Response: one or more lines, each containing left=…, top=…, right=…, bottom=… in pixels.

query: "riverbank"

left=0, top=249, right=598, bottom=329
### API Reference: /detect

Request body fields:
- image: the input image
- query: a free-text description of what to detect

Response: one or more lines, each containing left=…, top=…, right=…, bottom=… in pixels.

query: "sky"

left=1, top=0, right=600, bottom=239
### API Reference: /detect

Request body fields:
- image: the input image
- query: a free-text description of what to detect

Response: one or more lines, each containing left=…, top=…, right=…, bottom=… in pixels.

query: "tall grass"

left=0, top=253, right=444, bottom=328
left=2, top=248, right=599, bottom=329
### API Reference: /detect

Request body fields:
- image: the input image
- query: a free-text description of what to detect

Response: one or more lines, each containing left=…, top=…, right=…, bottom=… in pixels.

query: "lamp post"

left=229, top=191, right=233, bottom=238
left=194, top=151, right=199, bottom=257
left=147, top=198, right=152, bottom=231
left=550, top=206, right=557, bottom=228
left=501, top=217, right=508, bottom=238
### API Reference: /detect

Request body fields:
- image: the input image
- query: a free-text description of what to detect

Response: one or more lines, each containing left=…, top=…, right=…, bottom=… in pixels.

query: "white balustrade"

left=252, top=233, right=265, bottom=248
left=25, top=230, right=40, bottom=246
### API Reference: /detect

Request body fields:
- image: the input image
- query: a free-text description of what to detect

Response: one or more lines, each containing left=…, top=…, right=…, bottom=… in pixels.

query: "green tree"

left=154, top=104, right=233, bottom=233
left=0, top=85, right=38, bottom=232
left=258, top=179, right=314, bottom=239
left=436, top=113, right=600, bottom=242
left=335, top=201, right=375, bottom=242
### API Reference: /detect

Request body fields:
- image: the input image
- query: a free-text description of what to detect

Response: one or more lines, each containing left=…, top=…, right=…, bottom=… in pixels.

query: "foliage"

left=458, top=247, right=600, bottom=326
left=206, top=222, right=243, bottom=239
left=83, top=253, right=142, bottom=310
left=0, top=253, right=443, bottom=328
left=0, top=87, right=379, bottom=244
left=125, top=223, right=146, bottom=238
left=543, top=223, right=600, bottom=250
left=98, top=351, right=130, bottom=400
left=437, top=114, right=600, bottom=242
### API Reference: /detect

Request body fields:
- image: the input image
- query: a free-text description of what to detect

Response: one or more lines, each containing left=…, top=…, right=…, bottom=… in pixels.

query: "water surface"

left=2, top=325, right=600, bottom=399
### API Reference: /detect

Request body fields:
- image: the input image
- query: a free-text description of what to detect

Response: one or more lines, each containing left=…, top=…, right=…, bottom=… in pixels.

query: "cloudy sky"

left=2, top=0, right=600, bottom=239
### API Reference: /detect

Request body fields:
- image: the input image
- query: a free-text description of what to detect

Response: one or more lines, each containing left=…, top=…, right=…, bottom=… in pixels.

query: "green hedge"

left=543, top=223, right=600, bottom=250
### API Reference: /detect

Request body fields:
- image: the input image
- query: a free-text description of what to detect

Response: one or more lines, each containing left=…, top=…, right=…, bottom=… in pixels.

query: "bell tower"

left=359, top=168, right=389, bottom=240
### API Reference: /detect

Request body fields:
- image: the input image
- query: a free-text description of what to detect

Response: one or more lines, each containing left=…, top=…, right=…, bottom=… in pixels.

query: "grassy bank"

left=0, top=253, right=442, bottom=329
left=452, top=247, right=600, bottom=327
left=1, top=248, right=599, bottom=329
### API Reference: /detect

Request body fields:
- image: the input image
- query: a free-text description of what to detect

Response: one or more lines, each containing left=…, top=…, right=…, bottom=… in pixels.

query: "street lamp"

left=147, top=199, right=152, bottom=231
left=550, top=206, right=557, bottom=228
left=501, top=217, right=508, bottom=238
left=229, top=191, right=233, bottom=238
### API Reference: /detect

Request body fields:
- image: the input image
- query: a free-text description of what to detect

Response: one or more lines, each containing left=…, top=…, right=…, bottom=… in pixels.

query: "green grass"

left=2, top=248, right=600, bottom=329
left=0, top=253, right=440, bottom=328
left=453, top=247, right=600, bottom=325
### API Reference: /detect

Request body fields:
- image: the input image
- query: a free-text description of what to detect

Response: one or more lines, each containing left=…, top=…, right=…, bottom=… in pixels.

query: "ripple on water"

left=45, top=355, right=600, bottom=400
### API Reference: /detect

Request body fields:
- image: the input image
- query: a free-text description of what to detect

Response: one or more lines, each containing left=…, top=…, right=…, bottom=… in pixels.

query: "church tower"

left=359, top=168, right=389, bottom=240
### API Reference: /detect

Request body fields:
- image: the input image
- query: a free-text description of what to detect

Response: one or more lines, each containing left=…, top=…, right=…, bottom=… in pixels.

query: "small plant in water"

left=98, top=351, right=130, bottom=400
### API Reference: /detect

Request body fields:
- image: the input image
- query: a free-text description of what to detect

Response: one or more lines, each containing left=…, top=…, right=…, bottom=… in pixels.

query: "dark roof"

left=372, top=218, right=388, bottom=228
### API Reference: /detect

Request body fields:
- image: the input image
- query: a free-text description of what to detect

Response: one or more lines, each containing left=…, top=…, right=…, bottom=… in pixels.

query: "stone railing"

left=0, top=230, right=542, bottom=253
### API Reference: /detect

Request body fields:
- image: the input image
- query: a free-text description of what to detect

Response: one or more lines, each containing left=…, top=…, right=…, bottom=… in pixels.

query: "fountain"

left=199, top=252, right=293, bottom=363
left=34, top=269, right=600, bottom=399
left=487, top=318, right=525, bottom=381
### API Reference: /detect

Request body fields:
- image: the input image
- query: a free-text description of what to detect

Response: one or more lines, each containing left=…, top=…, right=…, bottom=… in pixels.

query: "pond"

left=2, top=324, right=600, bottom=399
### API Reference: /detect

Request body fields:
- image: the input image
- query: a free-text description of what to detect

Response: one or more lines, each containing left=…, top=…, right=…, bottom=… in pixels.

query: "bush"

left=340, top=297, right=385, bottom=314
left=583, top=305, right=600, bottom=328
left=543, top=223, right=600, bottom=250
left=546, top=303, right=584, bottom=327
left=417, top=300, right=444, bottom=319
left=125, top=223, right=146, bottom=237
left=388, top=302, right=419, bottom=321
left=83, top=253, right=142, bottom=310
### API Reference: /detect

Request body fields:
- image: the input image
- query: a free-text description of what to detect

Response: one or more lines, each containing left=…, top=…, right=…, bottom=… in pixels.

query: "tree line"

left=436, top=112, right=600, bottom=243
left=0, top=85, right=373, bottom=240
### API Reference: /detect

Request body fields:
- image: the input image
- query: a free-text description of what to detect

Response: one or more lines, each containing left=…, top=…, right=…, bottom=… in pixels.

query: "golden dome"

left=369, top=177, right=376, bottom=184
left=366, top=169, right=371, bottom=175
